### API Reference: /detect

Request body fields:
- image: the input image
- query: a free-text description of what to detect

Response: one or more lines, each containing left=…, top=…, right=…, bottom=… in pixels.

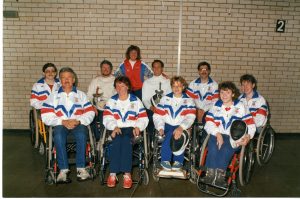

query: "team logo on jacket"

left=75, top=97, right=78, bottom=103
left=235, top=108, right=239, bottom=114
left=184, top=99, right=187, bottom=104
left=131, top=103, right=135, bottom=109
left=252, top=101, right=256, bottom=106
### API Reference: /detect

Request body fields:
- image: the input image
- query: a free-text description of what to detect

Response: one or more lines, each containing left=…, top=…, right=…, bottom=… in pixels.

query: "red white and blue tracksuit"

left=103, top=94, right=149, bottom=173
left=30, top=77, right=61, bottom=110
left=153, top=92, right=196, bottom=164
left=114, top=59, right=153, bottom=99
left=239, top=91, right=268, bottom=129
left=41, top=86, right=95, bottom=170
left=186, top=76, right=219, bottom=118
left=204, top=99, right=256, bottom=170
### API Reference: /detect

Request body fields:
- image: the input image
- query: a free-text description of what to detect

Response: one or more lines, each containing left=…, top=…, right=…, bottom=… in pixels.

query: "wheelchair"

left=29, top=108, right=48, bottom=155
left=98, top=128, right=149, bottom=187
left=253, top=121, right=275, bottom=166
left=196, top=134, right=255, bottom=197
left=151, top=128, right=198, bottom=183
left=44, top=125, right=98, bottom=185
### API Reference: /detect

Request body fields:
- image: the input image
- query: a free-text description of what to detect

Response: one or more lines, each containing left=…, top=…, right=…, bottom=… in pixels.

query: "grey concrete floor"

left=2, top=130, right=300, bottom=197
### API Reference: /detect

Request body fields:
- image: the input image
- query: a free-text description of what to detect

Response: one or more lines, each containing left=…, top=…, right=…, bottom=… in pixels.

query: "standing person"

left=186, top=61, right=219, bottom=123
left=30, top=63, right=60, bottom=110
left=239, top=74, right=268, bottom=130
left=103, top=76, right=149, bottom=189
left=153, top=76, right=196, bottom=171
left=41, top=67, right=95, bottom=183
left=115, top=45, right=153, bottom=100
left=202, top=81, right=256, bottom=187
left=142, top=60, right=172, bottom=139
left=87, top=60, right=116, bottom=140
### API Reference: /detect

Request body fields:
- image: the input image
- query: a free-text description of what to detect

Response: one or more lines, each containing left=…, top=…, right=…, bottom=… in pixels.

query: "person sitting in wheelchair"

left=86, top=60, right=116, bottom=141
left=239, top=74, right=268, bottom=131
left=41, top=67, right=95, bottom=183
left=30, top=63, right=61, bottom=110
left=201, top=81, right=256, bottom=187
left=103, top=76, right=149, bottom=189
left=153, top=76, right=196, bottom=171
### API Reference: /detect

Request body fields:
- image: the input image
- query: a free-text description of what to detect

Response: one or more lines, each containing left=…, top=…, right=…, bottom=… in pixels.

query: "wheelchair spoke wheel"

left=257, top=125, right=275, bottom=166
left=239, top=141, right=255, bottom=186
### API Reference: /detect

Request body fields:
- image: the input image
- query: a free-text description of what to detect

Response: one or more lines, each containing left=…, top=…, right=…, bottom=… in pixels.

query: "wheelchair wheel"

left=256, top=125, right=275, bottom=166
left=142, top=169, right=149, bottom=185
left=45, top=169, right=55, bottom=185
left=29, top=109, right=36, bottom=146
left=199, top=134, right=210, bottom=168
left=239, top=141, right=255, bottom=186
left=39, top=141, right=45, bottom=155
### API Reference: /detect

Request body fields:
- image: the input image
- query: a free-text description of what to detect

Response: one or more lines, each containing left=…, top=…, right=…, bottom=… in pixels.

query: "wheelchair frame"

left=98, top=128, right=149, bottom=187
left=196, top=134, right=255, bottom=197
left=29, top=108, right=48, bottom=155
left=44, top=125, right=97, bottom=185
left=151, top=128, right=198, bottom=183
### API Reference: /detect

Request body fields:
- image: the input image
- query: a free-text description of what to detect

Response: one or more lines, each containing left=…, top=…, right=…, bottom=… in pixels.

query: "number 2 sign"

left=276, top=20, right=286, bottom=32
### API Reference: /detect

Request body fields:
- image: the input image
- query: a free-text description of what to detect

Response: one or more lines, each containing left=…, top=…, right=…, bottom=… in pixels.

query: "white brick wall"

left=3, top=0, right=300, bottom=133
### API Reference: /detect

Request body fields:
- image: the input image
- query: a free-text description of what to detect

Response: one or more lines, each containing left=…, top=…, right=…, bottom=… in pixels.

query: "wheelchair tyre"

left=199, top=134, right=210, bottom=168
left=256, top=125, right=275, bottom=166
left=39, top=141, right=45, bottom=155
left=189, top=169, right=198, bottom=184
left=29, top=110, right=36, bottom=146
left=45, top=170, right=55, bottom=185
left=142, top=170, right=149, bottom=185
left=239, top=141, right=255, bottom=186
left=230, top=187, right=241, bottom=197
left=152, top=167, right=160, bottom=182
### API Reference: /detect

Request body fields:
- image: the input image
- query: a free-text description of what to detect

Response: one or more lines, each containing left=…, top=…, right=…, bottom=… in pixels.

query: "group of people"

left=30, top=45, right=269, bottom=189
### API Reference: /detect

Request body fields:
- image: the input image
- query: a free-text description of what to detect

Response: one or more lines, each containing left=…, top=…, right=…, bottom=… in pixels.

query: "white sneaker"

left=57, top=169, right=69, bottom=182
left=77, top=168, right=90, bottom=181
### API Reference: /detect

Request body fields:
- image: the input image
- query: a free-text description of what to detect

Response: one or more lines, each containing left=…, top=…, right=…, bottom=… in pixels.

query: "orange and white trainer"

left=123, top=175, right=132, bottom=189
left=107, top=175, right=117, bottom=188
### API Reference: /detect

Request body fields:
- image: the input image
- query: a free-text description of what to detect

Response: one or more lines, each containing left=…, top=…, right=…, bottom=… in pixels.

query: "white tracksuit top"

left=41, top=86, right=95, bottom=127
left=103, top=94, right=149, bottom=131
left=186, top=77, right=219, bottom=112
left=30, top=77, right=61, bottom=110
left=239, top=91, right=268, bottom=128
left=204, top=99, right=256, bottom=139
left=153, top=92, right=196, bottom=131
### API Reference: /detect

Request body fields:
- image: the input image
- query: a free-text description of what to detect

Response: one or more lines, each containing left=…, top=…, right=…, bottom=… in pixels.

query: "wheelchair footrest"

left=157, top=169, right=187, bottom=179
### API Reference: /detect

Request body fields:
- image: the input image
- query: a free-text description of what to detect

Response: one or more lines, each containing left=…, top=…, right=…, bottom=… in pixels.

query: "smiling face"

left=198, top=65, right=210, bottom=80
left=241, top=80, right=255, bottom=96
left=129, top=50, right=138, bottom=61
left=101, top=63, right=112, bottom=77
left=220, top=88, right=234, bottom=106
left=172, top=81, right=184, bottom=97
left=152, top=62, right=163, bottom=76
left=115, top=81, right=129, bottom=97
left=60, top=71, right=75, bottom=92
left=44, top=67, right=57, bottom=81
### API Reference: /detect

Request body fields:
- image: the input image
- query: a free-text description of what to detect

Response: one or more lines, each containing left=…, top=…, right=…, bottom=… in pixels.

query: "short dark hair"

left=240, top=74, right=257, bottom=90
left=42, top=63, right=57, bottom=73
left=114, top=76, right=132, bottom=93
left=152, top=59, right=164, bottom=68
left=125, top=45, right=141, bottom=60
left=100, top=60, right=113, bottom=71
left=197, top=61, right=211, bottom=71
left=218, top=81, right=240, bottom=101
